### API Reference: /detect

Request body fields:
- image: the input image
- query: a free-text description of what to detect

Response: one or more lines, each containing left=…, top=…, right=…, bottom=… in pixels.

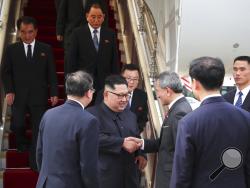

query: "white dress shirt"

left=23, top=40, right=35, bottom=57
left=233, top=85, right=250, bottom=105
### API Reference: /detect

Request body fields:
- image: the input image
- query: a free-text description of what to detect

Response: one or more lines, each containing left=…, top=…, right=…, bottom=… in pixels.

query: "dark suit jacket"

left=36, top=100, right=99, bottom=188
left=143, top=97, right=192, bottom=188
left=171, top=97, right=250, bottom=188
left=87, top=103, right=142, bottom=188
left=223, top=88, right=250, bottom=112
left=95, top=88, right=148, bottom=132
left=1, top=41, right=58, bottom=106
left=68, top=24, right=119, bottom=90
left=130, top=89, right=148, bottom=132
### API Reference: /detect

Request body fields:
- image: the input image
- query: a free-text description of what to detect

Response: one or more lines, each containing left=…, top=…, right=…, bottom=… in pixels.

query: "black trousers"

left=11, top=102, right=46, bottom=170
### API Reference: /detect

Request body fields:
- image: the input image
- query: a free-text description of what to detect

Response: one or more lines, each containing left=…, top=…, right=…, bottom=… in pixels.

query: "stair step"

left=4, top=169, right=38, bottom=188
left=6, top=150, right=29, bottom=168
left=38, top=26, right=56, bottom=36
left=53, top=48, right=64, bottom=60
left=37, top=36, right=61, bottom=48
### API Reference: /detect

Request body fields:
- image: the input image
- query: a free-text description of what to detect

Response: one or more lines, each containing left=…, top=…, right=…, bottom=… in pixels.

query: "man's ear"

left=86, top=90, right=92, bottom=98
left=192, top=79, right=201, bottom=90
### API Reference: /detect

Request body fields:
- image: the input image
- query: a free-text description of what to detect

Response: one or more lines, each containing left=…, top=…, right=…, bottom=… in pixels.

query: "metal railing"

left=0, top=0, right=25, bottom=149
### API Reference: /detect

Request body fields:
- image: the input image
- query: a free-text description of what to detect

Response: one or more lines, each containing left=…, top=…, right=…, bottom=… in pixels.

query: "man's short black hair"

left=121, top=64, right=140, bottom=74
left=189, top=56, right=225, bottom=90
left=233, top=56, right=250, bottom=65
left=104, top=75, right=128, bottom=90
left=17, top=16, right=38, bottom=30
left=85, top=2, right=105, bottom=14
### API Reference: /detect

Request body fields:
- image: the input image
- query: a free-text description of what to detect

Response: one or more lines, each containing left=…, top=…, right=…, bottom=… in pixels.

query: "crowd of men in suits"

left=1, top=0, right=250, bottom=187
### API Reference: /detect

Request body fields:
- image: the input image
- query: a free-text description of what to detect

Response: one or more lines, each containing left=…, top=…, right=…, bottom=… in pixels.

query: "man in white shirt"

left=68, top=3, right=119, bottom=91
left=224, top=56, right=250, bottom=112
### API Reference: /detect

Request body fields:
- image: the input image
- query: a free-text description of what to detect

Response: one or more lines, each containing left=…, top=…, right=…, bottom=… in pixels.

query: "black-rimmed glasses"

left=107, top=91, right=131, bottom=100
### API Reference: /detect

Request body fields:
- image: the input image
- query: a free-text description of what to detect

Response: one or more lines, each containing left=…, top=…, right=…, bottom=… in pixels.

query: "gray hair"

left=157, top=71, right=183, bottom=93
left=65, top=71, right=93, bottom=97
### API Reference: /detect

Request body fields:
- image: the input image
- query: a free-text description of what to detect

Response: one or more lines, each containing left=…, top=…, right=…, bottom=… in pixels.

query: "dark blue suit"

left=36, top=100, right=99, bottom=188
left=87, top=103, right=142, bottom=188
left=170, top=97, right=250, bottom=188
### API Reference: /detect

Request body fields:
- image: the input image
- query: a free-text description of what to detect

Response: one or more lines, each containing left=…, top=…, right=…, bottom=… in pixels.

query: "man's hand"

left=50, top=96, right=58, bottom=106
left=125, top=137, right=143, bottom=145
left=6, top=93, right=15, bottom=106
left=56, top=35, right=63, bottom=41
left=122, top=138, right=142, bottom=153
left=135, top=156, right=147, bottom=170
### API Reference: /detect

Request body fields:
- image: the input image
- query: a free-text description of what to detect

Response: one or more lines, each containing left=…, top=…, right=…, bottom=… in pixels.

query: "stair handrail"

left=0, top=0, right=25, bottom=148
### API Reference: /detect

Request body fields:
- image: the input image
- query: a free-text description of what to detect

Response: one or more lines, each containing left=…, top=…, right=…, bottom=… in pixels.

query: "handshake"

left=122, top=137, right=143, bottom=153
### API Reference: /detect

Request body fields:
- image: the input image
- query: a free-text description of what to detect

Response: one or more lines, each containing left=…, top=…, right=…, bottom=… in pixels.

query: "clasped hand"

left=122, top=137, right=143, bottom=153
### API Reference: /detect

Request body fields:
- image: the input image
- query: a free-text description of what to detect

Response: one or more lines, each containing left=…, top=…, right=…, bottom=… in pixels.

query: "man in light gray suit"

left=36, top=71, right=99, bottom=188
left=127, top=71, right=192, bottom=188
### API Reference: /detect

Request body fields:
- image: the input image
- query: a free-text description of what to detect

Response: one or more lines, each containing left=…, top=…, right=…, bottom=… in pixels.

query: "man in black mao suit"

left=87, top=75, right=147, bottom=188
left=68, top=3, right=119, bottom=91
left=95, top=64, right=148, bottom=132
left=128, top=71, right=192, bottom=188
left=223, top=56, right=250, bottom=112
left=1, top=16, right=58, bottom=170
left=56, top=0, right=108, bottom=76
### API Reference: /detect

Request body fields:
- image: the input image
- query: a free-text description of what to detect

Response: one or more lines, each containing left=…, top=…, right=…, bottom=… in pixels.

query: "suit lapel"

left=17, top=42, right=27, bottom=62
left=33, top=41, right=39, bottom=61
left=98, top=27, right=105, bottom=53
left=242, top=90, right=250, bottom=111
left=130, top=89, right=138, bottom=111
left=228, top=89, right=236, bottom=104
left=86, top=26, right=98, bottom=55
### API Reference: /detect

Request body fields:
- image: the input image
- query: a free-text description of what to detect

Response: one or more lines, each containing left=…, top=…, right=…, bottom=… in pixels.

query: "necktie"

left=27, top=44, right=32, bottom=61
left=235, top=91, right=243, bottom=108
left=93, top=29, right=99, bottom=51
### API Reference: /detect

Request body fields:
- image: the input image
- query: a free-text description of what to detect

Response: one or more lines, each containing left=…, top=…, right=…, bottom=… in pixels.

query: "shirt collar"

left=201, top=94, right=221, bottom=103
left=67, top=97, right=85, bottom=110
left=168, top=94, right=184, bottom=110
left=88, top=24, right=101, bottom=34
left=23, top=40, right=35, bottom=48
left=236, top=84, right=250, bottom=96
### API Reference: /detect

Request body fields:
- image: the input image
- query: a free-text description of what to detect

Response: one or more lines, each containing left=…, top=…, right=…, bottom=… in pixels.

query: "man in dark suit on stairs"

left=127, top=71, right=192, bottom=188
left=1, top=16, right=58, bottom=170
left=223, top=56, right=250, bottom=112
left=56, top=0, right=108, bottom=76
left=68, top=3, right=119, bottom=91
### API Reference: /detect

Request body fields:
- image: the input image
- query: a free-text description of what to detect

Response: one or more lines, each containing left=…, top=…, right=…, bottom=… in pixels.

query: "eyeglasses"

left=90, top=88, right=96, bottom=93
left=107, top=91, right=131, bottom=99
left=125, top=77, right=139, bottom=82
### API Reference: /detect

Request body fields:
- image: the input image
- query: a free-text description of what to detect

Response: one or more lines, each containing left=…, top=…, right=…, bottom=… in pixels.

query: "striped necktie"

left=235, top=91, right=243, bottom=108
left=93, top=29, right=99, bottom=51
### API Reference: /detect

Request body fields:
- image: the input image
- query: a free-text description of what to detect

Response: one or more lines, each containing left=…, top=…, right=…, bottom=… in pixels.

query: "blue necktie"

left=93, top=29, right=99, bottom=51
left=235, top=91, right=243, bottom=108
